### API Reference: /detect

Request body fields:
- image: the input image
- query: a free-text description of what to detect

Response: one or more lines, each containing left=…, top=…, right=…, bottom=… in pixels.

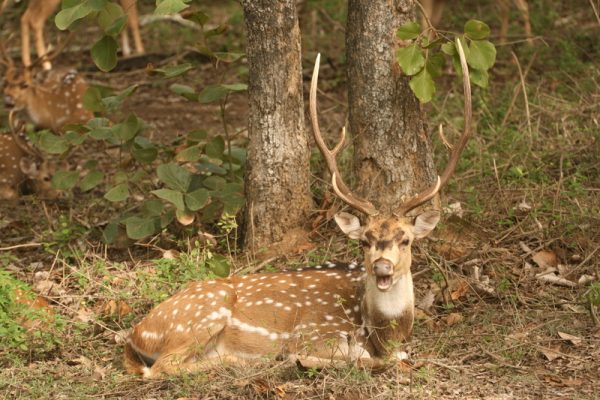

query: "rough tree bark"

left=241, top=0, right=312, bottom=251
left=346, top=0, right=437, bottom=214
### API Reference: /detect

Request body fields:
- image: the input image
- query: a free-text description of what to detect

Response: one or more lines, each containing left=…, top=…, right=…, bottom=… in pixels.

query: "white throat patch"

left=364, top=273, right=414, bottom=319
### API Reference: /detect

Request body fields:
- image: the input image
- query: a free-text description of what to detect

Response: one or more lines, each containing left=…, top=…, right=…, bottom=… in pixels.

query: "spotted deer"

left=0, top=0, right=144, bottom=70
left=0, top=117, right=56, bottom=200
left=2, top=65, right=93, bottom=132
left=421, top=0, right=532, bottom=44
left=123, top=42, right=472, bottom=378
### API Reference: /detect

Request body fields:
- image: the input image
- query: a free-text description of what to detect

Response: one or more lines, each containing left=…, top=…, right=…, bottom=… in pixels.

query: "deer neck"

left=362, top=272, right=414, bottom=322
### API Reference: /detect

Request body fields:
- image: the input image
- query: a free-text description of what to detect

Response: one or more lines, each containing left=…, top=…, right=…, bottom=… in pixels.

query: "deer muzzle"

left=373, top=258, right=394, bottom=291
left=4, top=94, right=15, bottom=108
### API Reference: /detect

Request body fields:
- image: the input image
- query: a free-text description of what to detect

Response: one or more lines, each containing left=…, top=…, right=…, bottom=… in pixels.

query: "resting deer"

left=123, top=42, right=472, bottom=378
left=0, top=116, right=56, bottom=200
left=2, top=61, right=93, bottom=132
left=0, top=0, right=144, bottom=70
left=421, top=0, right=532, bottom=45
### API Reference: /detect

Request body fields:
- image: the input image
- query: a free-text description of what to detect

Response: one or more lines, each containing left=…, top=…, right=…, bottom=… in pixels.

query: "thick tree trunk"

left=241, top=1, right=312, bottom=251
left=346, top=0, right=437, bottom=214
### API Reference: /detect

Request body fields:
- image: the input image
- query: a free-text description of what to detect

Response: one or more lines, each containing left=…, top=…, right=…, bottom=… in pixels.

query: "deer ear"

left=334, top=212, right=362, bottom=240
left=19, top=157, right=39, bottom=178
left=412, top=210, right=440, bottom=239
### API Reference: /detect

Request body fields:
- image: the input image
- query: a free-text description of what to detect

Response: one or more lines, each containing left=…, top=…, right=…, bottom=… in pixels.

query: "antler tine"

left=9, top=110, right=41, bottom=158
left=310, top=53, right=378, bottom=216
left=397, top=37, right=472, bottom=216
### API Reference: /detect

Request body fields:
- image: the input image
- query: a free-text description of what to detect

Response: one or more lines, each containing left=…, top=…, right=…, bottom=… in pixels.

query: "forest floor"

left=1, top=1, right=599, bottom=399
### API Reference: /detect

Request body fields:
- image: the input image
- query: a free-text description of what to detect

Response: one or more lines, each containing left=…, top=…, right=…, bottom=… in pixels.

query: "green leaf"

left=91, top=35, right=118, bottom=72
left=397, top=21, right=421, bottom=40
left=409, top=68, right=435, bottom=103
left=155, top=0, right=190, bottom=15
left=198, top=85, right=228, bottom=103
left=441, top=41, right=456, bottom=56
left=83, top=87, right=106, bottom=112
left=426, top=53, right=445, bottom=78
left=153, top=63, right=194, bottom=78
left=213, top=52, right=245, bottom=63
left=156, top=163, right=191, bottom=192
left=113, top=114, right=141, bottom=141
left=205, top=136, right=225, bottom=159
left=467, top=40, right=496, bottom=71
left=176, top=145, right=203, bottom=162
left=207, top=254, right=230, bottom=278
left=63, top=131, right=86, bottom=146
left=151, top=188, right=185, bottom=210
left=223, top=194, right=245, bottom=214
left=221, top=83, right=247, bottom=92
left=55, top=0, right=100, bottom=30
left=228, top=146, right=247, bottom=164
left=131, top=136, right=158, bottom=163
left=185, top=10, right=210, bottom=27
left=464, top=19, right=491, bottom=40
left=142, top=199, right=164, bottom=216
left=101, top=84, right=138, bottom=111
left=170, top=83, right=198, bottom=101
left=52, top=170, right=79, bottom=190
left=194, top=162, right=227, bottom=175
left=97, top=2, right=125, bottom=33
left=188, top=130, right=208, bottom=142
left=185, top=188, right=210, bottom=211
left=38, top=131, right=69, bottom=154
left=104, top=183, right=130, bottom=202
left=396, top=44, right=425, bottom=76
left=125, top=216, right=159, bottom=240
left=102, top=222, right=118, bottom=244
left=80, top=170, right=104, bottom=191
left=88, top=127, right=113, bottom=140
left=470, top=67, right=489, bottom=88
left=203, top=176, right=226, bottom=190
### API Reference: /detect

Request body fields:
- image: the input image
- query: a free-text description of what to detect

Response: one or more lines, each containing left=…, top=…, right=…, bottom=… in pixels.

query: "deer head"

left=0, top=116, right=57, bottom=200
left=309, top=43, right=471, bottom=324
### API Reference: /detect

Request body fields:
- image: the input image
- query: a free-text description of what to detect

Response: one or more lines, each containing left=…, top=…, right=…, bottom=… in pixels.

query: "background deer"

left=123, top=43, right=472, bottom=378
left=2, top=60, right=93, bottom=132
left=0, top=0, right=144, bottom=70
left=421, top=0, right=532, bottom=44
left=0, top=117, right=56, bottom=200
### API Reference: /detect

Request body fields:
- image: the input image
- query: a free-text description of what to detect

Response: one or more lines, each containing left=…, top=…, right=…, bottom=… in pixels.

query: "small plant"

left=397, top=19, right=497, bottom=102
left=0, top=269, right=64, bottom=361
left=137, top=245, right=231, bottom=305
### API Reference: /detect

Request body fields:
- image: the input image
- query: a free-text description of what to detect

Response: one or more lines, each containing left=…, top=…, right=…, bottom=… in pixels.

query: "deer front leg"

left=20, top=14, right=32, bottom=68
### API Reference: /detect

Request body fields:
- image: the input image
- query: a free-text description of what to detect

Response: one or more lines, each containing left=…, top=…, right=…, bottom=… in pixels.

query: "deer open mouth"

left=376, top=275, right=393, bottom=290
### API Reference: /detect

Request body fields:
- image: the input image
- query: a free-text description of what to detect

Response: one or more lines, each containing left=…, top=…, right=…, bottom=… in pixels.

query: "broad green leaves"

left=396, top=44, right=425, bottom=76
left=409, top=69, right=436, bottom=103
left=397, top=21, right=421, bottom=40
left=396, top=19, right=498, bottom=101
left=155, top=0, right=191, bottom=15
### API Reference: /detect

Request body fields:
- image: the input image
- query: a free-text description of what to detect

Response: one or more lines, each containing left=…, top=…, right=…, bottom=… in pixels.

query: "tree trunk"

left=346, top=0, right=437, bottom=214
left=241, top=0, right=312, bottom=251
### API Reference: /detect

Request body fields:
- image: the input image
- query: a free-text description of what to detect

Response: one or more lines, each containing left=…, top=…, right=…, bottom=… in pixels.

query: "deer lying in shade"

left=0, top=127, right=56, bottom=200
left=2, top=61, right=93, bottom=132
left=124, top=42, right=472, bottom=378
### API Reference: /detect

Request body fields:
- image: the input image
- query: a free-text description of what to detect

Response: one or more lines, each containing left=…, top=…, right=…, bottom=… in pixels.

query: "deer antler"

left=0, top=35, right=27, bottom=84
left=8, top=110, right=42, bottom=159
left=396, top=38, right=472, bottom=216
left=310, top=53, right=378, bottom=216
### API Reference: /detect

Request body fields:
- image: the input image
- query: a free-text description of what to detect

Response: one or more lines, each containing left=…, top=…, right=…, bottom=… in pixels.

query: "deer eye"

left=359, top=240, right=370, bottom=248
left=401, top=239, right=410, bottom=246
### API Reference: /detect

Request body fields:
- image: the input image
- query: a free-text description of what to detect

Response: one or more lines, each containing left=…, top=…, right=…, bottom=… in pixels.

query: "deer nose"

left=373, top=258, right=393, bottom=277
left=4, top=95, right=15, bottom=108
